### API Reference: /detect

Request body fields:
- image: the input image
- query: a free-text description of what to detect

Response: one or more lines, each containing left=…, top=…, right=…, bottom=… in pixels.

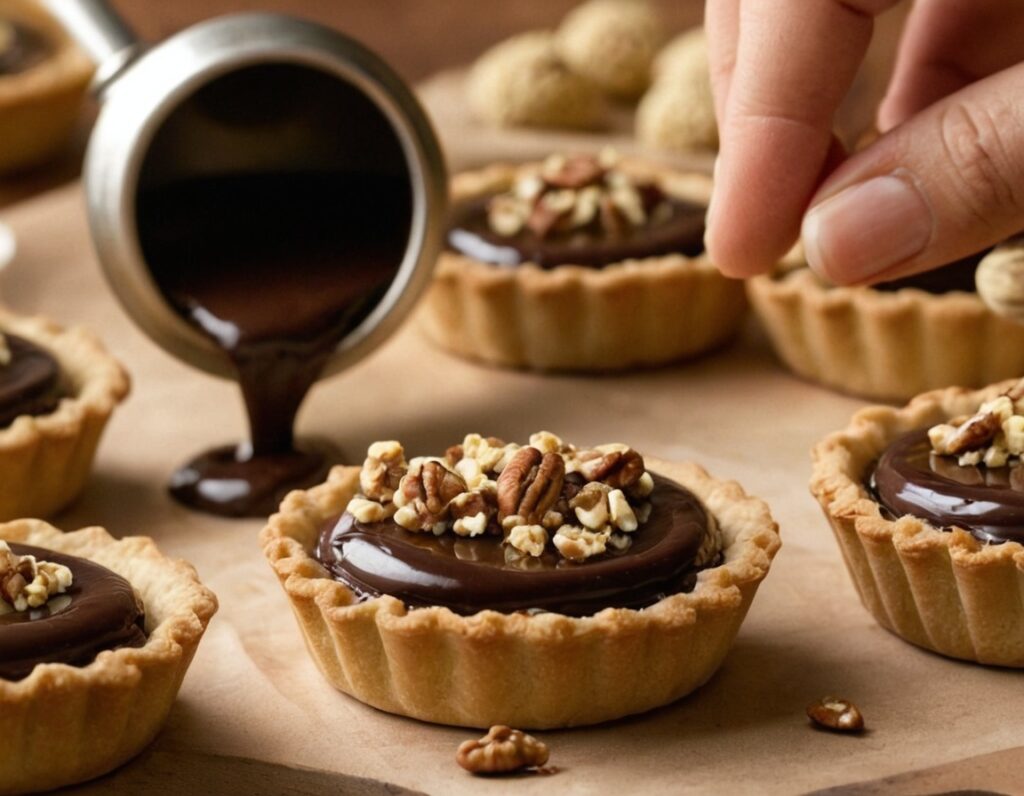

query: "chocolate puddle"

left=448, top=196, right=706, bottom=269
left=316, top=473, right=709, bottom=616
left=0, top=544, right=146, bottom=681
left=138, top=171, right=411, bottom=517
left=871, top=429, right=1024, bottom=545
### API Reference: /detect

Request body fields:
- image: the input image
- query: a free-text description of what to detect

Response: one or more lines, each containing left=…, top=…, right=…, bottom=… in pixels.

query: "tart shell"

left=0, top=0, right=94, bottom=175
left=0, top=309, right=129, bottom=521
left=419, top=161, right=747, bottom=371
left=260, top=457, right=780, bottom=729
left=0, top=520, right=218, bottom=795
left=811, top=380, right=1024, bottom=667
left=747, top=268, right=1024, bottom=402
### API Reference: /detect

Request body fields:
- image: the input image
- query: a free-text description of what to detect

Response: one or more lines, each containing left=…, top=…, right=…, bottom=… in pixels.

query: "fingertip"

left=704, top=223, right=781, bottom=279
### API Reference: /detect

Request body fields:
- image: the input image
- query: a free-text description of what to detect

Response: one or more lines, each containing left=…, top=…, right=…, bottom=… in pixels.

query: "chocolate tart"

left=811, top=380, right=1024, bottom=667
left=260, top=447, right=779, bottom=729
left=0, top=0, right=93, bottom=175
left=419, top=156, right=747, bottom=371
left=0, top=309, right=129, bottom=520
left=747, top=250, right=1024, bottom=401
left=0, top=520, right=217, bottom=794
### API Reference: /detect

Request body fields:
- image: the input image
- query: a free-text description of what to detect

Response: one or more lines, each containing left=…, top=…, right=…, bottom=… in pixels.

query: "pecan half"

left=543, top=154, right=606, bottom=190
left=456, top=725, right=549, bottom=775
left=578, top=448, right=645, bottom=489
left=497, top=447, right=565, bottom=524
left=935, top=412, right=1001, bottom=456
left=806, top=697, right=865, bottom=733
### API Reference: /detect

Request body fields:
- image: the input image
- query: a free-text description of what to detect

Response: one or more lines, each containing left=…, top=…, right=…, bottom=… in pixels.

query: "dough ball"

left=637, top=28, right=718, bottom=152
left=556, top=0, right=663, bottom=100
left=467, top=31, right=606, bottom=130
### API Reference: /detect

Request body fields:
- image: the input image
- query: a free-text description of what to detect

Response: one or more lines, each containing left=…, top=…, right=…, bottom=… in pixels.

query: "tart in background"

left=0, top=0, right=93, bottom=174
left=811, top=380, right=1024, bottom=666
left=0, top=308, right=128, bottom=520
left=748, top=248, right=1024, bottom=402
left=421, top=153, right=746, bottom=371
left=0, top=520, right=217, bottom=794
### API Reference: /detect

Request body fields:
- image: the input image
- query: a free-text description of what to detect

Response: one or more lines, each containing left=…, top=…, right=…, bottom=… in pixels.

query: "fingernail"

left=802, top=172, right=933, bottom=283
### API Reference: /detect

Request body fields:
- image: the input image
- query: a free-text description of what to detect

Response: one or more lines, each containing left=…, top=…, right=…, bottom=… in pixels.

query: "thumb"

left=801, top=63, right=1024, bottom=286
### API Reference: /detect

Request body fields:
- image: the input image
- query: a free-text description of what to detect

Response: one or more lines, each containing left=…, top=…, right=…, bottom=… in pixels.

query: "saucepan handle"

left=41, top=0, right=141, bottom=93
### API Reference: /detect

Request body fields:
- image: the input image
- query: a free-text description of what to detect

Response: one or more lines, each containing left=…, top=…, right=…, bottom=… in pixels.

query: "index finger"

left=706, top=0, right=901, bottom=277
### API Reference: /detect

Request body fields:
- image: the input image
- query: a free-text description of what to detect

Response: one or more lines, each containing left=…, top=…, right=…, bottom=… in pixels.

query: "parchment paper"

left=1, top=121, right=1021, bottom=795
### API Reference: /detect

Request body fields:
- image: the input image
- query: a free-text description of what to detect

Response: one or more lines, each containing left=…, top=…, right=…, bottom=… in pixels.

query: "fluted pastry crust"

left=0, top=521, right=218, bottom=795
left=419, top=160, right=747, bottom=371
left=261, top=457, right=780, bottom=729
left=748, top=268, right=1024, bottom=401
left=811, top=380, right=1024, bottom=667
left=0, top=309, right=129, bottom=520
left=0, top=0, right=94, bottom=174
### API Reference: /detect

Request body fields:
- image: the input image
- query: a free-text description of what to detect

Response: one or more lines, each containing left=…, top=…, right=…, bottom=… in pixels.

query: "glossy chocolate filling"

left=447, top=196, right=706, bottom=269
left=0, top=21, right=52, bottom=76
left=316, top=474, right=711, bottom=617
left=0, top=544, right=146, bottom=681
left=870, top=429, right=1024, bottom=545
left=0, top=334, right=62, bottom=428
left=138, top=170, right=410, bottom=517
left=873, top=250, right=989, bottom=294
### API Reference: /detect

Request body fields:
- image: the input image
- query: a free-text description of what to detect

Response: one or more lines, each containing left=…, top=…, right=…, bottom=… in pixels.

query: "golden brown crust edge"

left=260, top=456, right=780, bottom=729
left=810, top=381, right=1024, bottom=667
left=0, top=521, right=218, bottom=795
left=418, top=160, right=747, bottom=371
left=0, top=309, right=130, bottom=520
left=748, top=269, right=1024, bottom=402
left=0, top=0, right=94, bottom=174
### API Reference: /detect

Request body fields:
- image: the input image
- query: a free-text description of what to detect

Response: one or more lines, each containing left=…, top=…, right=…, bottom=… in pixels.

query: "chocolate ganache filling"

left=0, top=544, right=146, bottom=681
left=447, top=153, right=706, bottom=269
left=0, top=334, right=62, bottom=428
left=871, top=429, right=1024, bottom=545
left=448, top=196, right=706, bottom=269
left=317, top=474, right=710, bottom=616
left=873, top=249, right=990, bottom=294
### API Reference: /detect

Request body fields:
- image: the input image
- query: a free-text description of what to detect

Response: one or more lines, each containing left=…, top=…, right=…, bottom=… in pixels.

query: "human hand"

left=703, top=0, right=1024, bottom=285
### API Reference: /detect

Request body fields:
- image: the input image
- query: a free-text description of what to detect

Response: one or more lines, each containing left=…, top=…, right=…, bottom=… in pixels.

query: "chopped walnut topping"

left=929, top=379, right=1024, bottom=466
left=0, top=333, right=9, bottom=367
left=349, top=433, right=721, bottom=566
left=456, top=725, right=550, bottom=775
left=486, top=151, right=671, bottom=241
left=508, top=525, right=548, bottom=557
left=360, top=440, right=407, bottom=502
left=0, top=541, right=73, bottom=614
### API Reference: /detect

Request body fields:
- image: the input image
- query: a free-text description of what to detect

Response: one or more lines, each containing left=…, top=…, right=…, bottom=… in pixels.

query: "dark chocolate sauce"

left=0, top=334, right=62, bottom=428
left=0, top=22, right=52, bottom=76
left=316, top=474, right=709, bottom=617
left=0, top=544, right=146, bottom=681
left=137, top=171, right=411, bottom=517
left=871, top=429, right=1024, bottom=545
left=447, top=197, right=706, bottom=269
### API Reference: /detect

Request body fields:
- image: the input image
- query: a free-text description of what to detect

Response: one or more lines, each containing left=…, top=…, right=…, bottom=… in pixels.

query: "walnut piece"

left=497, top=447, right=565, bottom=525
left=806, top=697, right=865, bottom=733
left=928, top=381, right=1024, bottom=466
left=359, top=440, right=407, bottom=502
left=0, top=541, right=73, bottom=613
left=976, top=240, right=1024, bottom=323
left=456, top=725, right=550, bottom=775
left=393, top=460, right=467, bottom=533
